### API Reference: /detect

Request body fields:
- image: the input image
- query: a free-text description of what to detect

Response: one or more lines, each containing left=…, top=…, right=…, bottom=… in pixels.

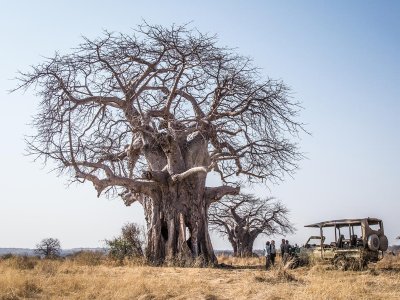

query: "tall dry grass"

left=0, top=253, right=399, bottom=299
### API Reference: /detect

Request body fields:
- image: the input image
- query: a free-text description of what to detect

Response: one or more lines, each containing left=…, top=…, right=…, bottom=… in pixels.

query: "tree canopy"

left=16, top=23, right=303, bottom=201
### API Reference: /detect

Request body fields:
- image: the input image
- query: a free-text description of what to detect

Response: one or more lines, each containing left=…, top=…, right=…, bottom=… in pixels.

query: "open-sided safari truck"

left=302, top=218, right=388, bottom=270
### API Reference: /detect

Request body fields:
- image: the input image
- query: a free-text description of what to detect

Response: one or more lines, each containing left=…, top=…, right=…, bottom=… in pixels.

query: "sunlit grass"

left=0, top=253, right=399, bottom=299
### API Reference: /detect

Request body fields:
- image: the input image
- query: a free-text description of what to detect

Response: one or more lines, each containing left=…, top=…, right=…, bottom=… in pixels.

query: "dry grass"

left=0, top=254, right=399, bottom=299
left=218, top=254, right=264, bottom=267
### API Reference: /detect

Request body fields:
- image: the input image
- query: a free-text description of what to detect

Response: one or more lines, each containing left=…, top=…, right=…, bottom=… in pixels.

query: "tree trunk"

left=236, top=232, right=256, bottom=257
left=228, top=235, right=238, bottom=257
left=240, top=241, right=255, bottom=257
left=143, top=174, right=216, bottom=266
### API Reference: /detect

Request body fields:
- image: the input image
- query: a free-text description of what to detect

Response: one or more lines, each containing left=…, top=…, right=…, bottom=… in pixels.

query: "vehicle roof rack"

left=304, top=218, right=381, bottom=228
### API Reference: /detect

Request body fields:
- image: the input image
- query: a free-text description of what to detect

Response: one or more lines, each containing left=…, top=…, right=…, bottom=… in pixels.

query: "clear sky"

left=0, top=1, right=399, bottom=250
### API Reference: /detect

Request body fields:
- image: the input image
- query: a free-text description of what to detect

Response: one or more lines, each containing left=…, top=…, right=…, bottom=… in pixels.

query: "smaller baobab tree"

left=35, top=238, right=61, bottom=258
left=209, top=193, right=294, bottom=257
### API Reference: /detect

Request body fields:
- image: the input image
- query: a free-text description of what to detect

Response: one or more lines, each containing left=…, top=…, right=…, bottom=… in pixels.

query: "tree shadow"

left=216, top=263, right=265, bottom=270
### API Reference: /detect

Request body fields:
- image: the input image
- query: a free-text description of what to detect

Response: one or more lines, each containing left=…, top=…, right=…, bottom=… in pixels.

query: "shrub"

left=0, top=253, right=14, bottom=260
left=106, top=223, right=145, bottom=262
left=6, top=256, right=38, bottom=270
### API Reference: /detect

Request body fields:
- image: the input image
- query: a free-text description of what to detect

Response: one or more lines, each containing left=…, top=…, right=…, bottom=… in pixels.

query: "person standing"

left=282, top=239, right=291, bottom=265
left=264, top=241, right=271, bottom=269
left=280, top=238, right=286, bottom=258
left=285, top=240, right=292, bottom=254
left=270, top=240, right=276, bottom=266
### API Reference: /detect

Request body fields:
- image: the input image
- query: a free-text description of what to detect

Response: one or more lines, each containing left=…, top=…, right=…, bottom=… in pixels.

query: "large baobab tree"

left=209, top=194, right=295, bottom=257
left=15, top=23, right=303, bottom=265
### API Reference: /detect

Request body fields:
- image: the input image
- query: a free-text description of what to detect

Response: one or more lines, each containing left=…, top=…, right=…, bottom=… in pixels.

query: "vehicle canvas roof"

left=304, top=218, right=382, bottom=228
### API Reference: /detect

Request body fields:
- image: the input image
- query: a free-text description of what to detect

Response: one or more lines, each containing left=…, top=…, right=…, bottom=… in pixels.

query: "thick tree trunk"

left=238, top=241, right=255, bottom=257
left=234, top=232, right=256, bottom=257
left=143, top=174, right=216, bottom=266
left=228, top=236, right=239, bottom=257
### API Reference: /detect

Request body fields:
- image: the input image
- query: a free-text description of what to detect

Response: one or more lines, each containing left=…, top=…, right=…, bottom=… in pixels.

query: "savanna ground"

left=1, top=253, right=400, bottom=300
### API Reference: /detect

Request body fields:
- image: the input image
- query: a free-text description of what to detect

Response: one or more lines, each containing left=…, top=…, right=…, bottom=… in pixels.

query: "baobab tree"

left=209, top=194, right=295, bottom=257
left=35, top=238, right=61, bottom=258
left=15, top=23, right=303, bottom=265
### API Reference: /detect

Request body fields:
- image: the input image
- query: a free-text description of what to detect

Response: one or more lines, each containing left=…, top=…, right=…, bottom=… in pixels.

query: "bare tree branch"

left=205, top=186, right=240, bottom=204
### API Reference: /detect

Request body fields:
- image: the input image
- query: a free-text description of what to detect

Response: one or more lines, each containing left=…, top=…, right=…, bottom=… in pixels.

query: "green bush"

left=106, top=223, right=144, bottom=262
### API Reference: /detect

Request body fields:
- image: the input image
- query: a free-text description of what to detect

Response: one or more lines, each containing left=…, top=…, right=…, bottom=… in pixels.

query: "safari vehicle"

left=302, top=218, right=388, bottom=270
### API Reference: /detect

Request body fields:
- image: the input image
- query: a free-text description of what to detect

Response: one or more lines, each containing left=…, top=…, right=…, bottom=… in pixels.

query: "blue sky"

left=0, top=1, right=399, bottom=250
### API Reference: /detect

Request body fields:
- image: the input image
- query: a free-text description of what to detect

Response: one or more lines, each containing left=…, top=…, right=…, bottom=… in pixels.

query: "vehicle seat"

left=337, top=235, right=344, bottom=248
left=350, top=235, right=357, bottom=247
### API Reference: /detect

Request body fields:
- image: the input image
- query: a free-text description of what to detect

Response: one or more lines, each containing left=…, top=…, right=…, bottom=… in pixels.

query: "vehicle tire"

left=379, top=235, right=388, bottom=251
left=359, top=259, right=368, bottom=270
left=367, top=234, right=380, bottom=251
left=334, top=256, right=348, bottom=271
left=347, top=257, right=358, bottom=271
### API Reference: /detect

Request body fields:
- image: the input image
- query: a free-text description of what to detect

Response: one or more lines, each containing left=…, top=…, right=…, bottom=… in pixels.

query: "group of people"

left=264, top=238, right=298, bottom=269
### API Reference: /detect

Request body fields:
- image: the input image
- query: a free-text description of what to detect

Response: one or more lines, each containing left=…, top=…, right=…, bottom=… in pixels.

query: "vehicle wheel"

left=359, top=259, right=368, bottom=270
left=347, top=258, right=358, bottom=271
left=367, top=234, right=380, bottom=251
left=334, top=256, right=348, bottom=271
